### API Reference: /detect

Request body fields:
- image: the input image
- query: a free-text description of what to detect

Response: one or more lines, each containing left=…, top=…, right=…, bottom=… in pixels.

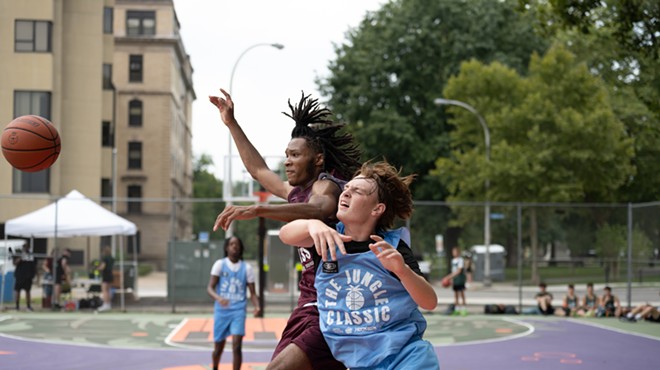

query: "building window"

left=101, top=178, right=112, bottom=205
left=102, top=121, right=113, bottom=147
left=129, top=55, right=143, bottom=82
left=126, top=11, right=155, bottom=36
left=12, top=91, right=52, bottom=193
left=128, top=99, right=143, bottom=126
left=103, top=7, right=114, bottom=34
left=128, top=141, right=142, bottom=169
left=103, top=64, right=113, bottom=90
left=15, top=20, right=52, bottom=52
left=127, top=185, right=142, bottom=213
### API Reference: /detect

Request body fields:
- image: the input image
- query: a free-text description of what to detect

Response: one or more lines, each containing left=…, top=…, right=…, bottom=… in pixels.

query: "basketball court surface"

left=1, top=312, right=659, bottom=369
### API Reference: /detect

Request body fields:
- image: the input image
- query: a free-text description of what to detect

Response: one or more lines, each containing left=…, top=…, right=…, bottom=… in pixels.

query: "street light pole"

left=434, top=98, right=492, bottom=287
left=225, top=43, right=284, bottom=238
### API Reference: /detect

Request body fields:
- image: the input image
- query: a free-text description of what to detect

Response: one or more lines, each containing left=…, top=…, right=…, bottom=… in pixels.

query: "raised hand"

left=208, top=88, right=236, bottom=126
left=213, top=205, right=257, bottom=231
left=369, top=235, right=405, bottom=275
left=308, top=220, right=351, bottom=261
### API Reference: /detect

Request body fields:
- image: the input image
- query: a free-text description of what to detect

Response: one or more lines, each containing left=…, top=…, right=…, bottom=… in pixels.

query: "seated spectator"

left=596, top=286, right=622, bottom=318
left=621, top=304, right=660, bottom=323
left=555, top=284, right=580, bottom=317
left=577, top=282, right=599, bottom=317
left=522, top=282, right=555, bottom=315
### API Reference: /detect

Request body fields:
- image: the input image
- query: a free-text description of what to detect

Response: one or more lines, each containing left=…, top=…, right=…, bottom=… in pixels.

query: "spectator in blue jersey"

left=207, top=236, right=260, bottom=370
left=279, top=161, right=440, bottom=370
left=210, top=89, right=361, bottom=370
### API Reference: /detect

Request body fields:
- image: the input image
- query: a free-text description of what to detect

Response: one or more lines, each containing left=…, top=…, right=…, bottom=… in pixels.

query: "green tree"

left=595, top=223, right=653, bottom=280
left=320, top=0, right=548, bottom=201
left=319, top=0, right=548, bottom=256
left=518, top=0, right=660, bottom=202
left=434, top=45, right=634, bottom=282
left=192, top=154, right=223, bottom=239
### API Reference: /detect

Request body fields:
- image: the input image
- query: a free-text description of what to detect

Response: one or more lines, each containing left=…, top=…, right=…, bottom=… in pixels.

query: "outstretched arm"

left=279, top=219, right=351, bottom=260
left=214, top=178, right=342, bottom=231
left=209, top=89, right=290, bottom=199
left=369, top=235, right=438, bottom=310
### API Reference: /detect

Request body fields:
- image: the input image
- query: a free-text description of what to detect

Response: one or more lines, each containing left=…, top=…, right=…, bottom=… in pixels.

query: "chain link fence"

left=2, top=194, right=658, bottom=309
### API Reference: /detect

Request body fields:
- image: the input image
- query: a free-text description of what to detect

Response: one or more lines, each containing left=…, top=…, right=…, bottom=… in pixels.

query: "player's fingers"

left=213, top=214, right=222, bottom=231
left=370, top=235, right=384, bottom=243
left=312, top=234, right=327, bottom=261
left=328, top=235, right=338, bottom=261
left=333, top=234, right=347, bottom=256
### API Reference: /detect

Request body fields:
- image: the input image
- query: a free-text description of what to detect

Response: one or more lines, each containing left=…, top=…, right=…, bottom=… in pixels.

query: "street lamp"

left=434, top=98, right=492, bottom=287
left=224, top=43, right=284, bottom=238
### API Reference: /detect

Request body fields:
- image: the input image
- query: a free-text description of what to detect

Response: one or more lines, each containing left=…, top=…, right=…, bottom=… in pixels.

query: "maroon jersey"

left=287, top=172, right=345, bottom=307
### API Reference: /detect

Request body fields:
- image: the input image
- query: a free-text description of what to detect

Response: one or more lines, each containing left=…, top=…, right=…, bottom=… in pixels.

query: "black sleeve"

left=396, top=240, right=423, bottom=277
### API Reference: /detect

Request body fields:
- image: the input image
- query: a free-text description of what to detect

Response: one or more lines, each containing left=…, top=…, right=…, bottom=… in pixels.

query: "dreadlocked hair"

left=282, top=91, right=361, bottom=180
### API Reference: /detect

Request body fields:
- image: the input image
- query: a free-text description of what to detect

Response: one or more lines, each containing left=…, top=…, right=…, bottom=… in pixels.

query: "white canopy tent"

left=2, top=190, right=138, bottom=311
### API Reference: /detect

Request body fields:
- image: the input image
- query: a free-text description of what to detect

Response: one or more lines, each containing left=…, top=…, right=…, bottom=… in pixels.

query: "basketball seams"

left=31, top=115, right=60, bottom=142
left=11, top=153, right=58, bottom=171
left=1, top=145, right=61, bottom=152
left=1, top=115, right=61, bottom=172
left=6, top=115, right=59, bottom=141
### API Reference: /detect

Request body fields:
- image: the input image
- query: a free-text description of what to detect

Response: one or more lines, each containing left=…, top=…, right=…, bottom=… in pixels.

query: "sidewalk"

left=126, top=272, right=659, bottom=314
left=10, top=271, right=658, bottom=314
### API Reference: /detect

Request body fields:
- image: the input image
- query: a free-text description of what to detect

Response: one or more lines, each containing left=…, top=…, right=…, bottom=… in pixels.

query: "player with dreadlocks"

left=209, top=88, right=361, bottom=370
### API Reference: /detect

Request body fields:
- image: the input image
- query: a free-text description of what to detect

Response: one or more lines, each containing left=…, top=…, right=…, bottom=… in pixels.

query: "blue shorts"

left=352, top=338, right=439, bottom=370
left=213, top=309, right=246, bottom=342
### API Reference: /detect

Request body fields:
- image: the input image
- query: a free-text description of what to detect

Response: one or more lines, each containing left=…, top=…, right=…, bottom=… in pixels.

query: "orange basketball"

left=1, top=115, right=61, bottom=172
left=442, top=277, right=451, bottom=288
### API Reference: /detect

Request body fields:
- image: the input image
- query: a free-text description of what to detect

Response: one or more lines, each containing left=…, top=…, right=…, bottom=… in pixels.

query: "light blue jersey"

left=215, top=259, right=247, bottom=313
left=315, top=224, right=438, bottom=369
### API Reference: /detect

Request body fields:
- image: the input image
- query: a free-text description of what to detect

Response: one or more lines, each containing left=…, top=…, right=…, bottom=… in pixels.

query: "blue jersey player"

left=279, top=161, right=440, bottom=370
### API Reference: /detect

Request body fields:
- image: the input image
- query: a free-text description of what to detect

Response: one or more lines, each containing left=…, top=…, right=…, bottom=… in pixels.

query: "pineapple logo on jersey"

left=220, top=274, right=245, bottom=301
left=346, top=285, right=364, bottom=310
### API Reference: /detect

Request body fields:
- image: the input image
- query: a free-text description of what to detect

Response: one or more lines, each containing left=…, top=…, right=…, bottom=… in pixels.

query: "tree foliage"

left=319, top=0, right=548, bottom=200
left=436, top=45, right=634, bottom=206
left=518, top=0, right=660, bottom=201
left=192, top=154, right=223, bottom=239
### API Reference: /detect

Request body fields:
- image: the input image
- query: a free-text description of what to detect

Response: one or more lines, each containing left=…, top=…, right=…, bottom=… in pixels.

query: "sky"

left=173, top=0, right=386, bottom=192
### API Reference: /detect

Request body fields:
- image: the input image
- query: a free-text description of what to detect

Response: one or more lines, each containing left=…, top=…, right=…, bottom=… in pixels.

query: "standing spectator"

left=443, top=246, right=467, bottom=315
left=12, top=244, right=36, bottom=311
left=41, top=250, right=55, bottom=307
left=597, top=286, right=622, bottom=318
left=96, top=246, right=114, bottom=312
left=52, top=248, right=71, bottom=310
left=207, top=236, right=260, bottom=370
left=577, top=282, right=599, bottom=317
left=210, top=89, right=361, bottom=370
left=555, top=284, right=580, bottom=317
